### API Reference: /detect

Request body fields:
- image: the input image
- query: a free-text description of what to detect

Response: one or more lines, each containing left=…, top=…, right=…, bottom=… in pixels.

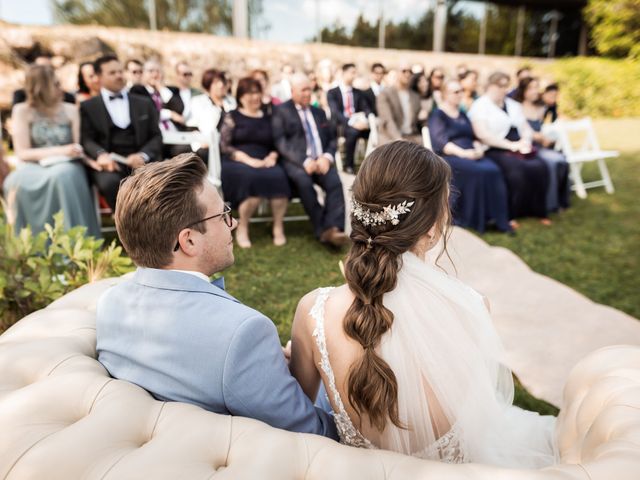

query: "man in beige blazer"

left=376, top=65, right=422, bottom=145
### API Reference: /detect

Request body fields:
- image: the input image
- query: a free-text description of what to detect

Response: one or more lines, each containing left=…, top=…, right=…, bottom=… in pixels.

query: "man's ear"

left=176, top=229, right=197, bottom=256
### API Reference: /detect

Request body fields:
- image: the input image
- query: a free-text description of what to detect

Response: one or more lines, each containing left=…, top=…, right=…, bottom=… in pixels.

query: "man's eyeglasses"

left=173, top=203, right=233, bottom=252
left=182, top=72, right=193, bottom=77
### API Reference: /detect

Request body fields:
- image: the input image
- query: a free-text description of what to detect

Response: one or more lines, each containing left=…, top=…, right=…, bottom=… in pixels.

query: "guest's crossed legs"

left=286, top=165, right=345, bottom=238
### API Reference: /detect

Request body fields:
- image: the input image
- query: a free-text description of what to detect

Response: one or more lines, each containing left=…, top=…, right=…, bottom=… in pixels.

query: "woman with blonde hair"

left=4, top=65, right=100, bottom=236
left=290, top=141, right=557, bottom=467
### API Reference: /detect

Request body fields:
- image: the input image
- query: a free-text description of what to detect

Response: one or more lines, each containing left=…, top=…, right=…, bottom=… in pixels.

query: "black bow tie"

left=109, top=93, right=124, bottom=101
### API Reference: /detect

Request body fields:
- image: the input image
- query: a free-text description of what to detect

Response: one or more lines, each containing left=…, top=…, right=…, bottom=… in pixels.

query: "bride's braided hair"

left=344, top=140, right=451, bottom=431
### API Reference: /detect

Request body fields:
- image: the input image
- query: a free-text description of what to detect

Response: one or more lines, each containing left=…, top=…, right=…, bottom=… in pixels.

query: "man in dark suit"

left=80, top=55, right=162, bottom=210
left=362, top=62, right=386, bottom=117
left=327, top=63, right=371, bottom=174
left=272, top=73, right=348, bottom=247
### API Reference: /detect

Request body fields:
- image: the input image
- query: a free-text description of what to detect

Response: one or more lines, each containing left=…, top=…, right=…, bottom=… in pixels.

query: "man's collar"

left=101, top=87, right=126, bottom=99
left=134, top=268, right=235, bottom=300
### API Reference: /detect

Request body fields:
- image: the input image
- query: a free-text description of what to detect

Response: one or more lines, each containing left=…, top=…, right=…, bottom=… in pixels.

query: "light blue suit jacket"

left=96, top=268, right=338, bottom=439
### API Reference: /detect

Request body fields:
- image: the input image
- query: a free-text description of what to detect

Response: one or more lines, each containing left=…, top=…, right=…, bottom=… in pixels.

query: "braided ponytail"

left=344, top=140, right=451, bottom=432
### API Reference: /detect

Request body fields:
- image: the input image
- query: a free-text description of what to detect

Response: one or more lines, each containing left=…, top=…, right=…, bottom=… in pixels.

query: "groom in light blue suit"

left=96, top=153, right=337, bottom=439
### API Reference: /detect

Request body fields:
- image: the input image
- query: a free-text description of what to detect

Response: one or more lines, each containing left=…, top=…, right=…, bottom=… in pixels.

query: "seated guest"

left=515, top=77, right=569, bottom=212
left=541, top=83, right=560, bottom=123
left=125, top=58, right=143, bottom=88
left=507, top=66, right=532, bottom=100
left=189, top=69, right=231, bottom=137
left=130, top=60, right=186, bottom=132
left=458, top=69, right=479, bottom=113
left=362, top=62, right=386, bottom=116
left=308, top=71, right=324, bottom=110
left=327, top=63, right=371, bottom=174
left=428, top=67, right=445, bottom=108
left=250, top=68, right=278, bottom=112
left=469, top=72, right=550, bottom=225
left=220, top=77, right=290, bottom=248
left=4, top=65, right=100, bottom=237
left=271, top=64, right=294, bottom=103
left=76, top=61, right=101, bottom=103
left=80, top=55, right=162, bottom=210
left=409, top=72, right=433, bottom=129
left=97, top=153, right=338, bottom=439
left=0, top=136, right=8, bottom=192
left=272, top=73, right=348, bottom=247
left=13, top=54, right=75, bottom=106
left=429, top=80, right=511, bottom=234
left=169, top=61, right=202, bottom=128
left=376, top=64, right=421, bottom=145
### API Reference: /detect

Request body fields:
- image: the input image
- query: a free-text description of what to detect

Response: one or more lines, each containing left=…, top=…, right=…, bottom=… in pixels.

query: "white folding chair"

left=553, top=118, right=618, bottom=199
left=421, top=126, right=433, bottom=150
left=162, top=130, right=222, bottom=188
left=365, top=113, right=378, bottom=158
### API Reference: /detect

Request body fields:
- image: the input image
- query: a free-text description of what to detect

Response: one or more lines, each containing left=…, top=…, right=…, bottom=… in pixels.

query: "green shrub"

left=540, top=57, right=640, bottom=118
left=0, top=212, right=133, bottom=332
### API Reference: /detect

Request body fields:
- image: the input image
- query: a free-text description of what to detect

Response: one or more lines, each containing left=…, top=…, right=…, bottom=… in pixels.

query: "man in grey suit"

left=96, top=153, right=338, bottom=439
left=376, top=64, right=422, bottom=145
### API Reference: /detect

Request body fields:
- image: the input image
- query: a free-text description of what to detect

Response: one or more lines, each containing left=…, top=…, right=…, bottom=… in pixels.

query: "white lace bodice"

left=309, top=287, right=467, bottom=462
left=310, top=287, right=375, bottom=449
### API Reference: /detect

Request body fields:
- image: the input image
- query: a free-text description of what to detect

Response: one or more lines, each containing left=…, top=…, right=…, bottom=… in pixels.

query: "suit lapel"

left=129, top=95, right=143, bottom=145
left=96, top=96, right=111, bottom=139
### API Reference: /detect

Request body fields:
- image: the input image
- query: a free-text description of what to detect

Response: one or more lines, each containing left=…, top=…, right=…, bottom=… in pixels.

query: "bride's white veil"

left=376, top=252, right=556, bottom=467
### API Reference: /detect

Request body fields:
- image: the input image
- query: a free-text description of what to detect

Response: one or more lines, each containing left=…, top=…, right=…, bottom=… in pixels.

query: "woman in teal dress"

left=4, top=65, right=100, bottom=237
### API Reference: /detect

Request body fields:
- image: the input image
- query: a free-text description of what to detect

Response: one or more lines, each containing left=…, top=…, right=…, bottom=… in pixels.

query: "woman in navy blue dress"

left=220, top=77, right=291, bottom=248
left=429, top=80, right=511, bottom=233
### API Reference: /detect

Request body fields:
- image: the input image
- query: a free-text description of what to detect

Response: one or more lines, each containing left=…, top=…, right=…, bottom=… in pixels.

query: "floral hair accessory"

left=351, top=199, right=415, bottom=227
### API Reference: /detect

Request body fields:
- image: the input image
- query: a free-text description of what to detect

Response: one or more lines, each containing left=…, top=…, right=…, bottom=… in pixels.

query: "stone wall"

left=0, top=21, right=552, bottom=110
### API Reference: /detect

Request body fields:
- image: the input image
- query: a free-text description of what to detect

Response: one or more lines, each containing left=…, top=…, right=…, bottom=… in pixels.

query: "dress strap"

left=310, top=287, right=375, bottom=449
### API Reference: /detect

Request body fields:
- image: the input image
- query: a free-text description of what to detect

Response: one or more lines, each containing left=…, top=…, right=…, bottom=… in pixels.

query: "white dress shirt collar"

left=172, top=269, right=211, bottom=284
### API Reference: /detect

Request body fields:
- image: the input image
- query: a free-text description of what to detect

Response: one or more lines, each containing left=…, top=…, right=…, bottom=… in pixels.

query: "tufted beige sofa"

left=1, top=278, right=639, bottom=480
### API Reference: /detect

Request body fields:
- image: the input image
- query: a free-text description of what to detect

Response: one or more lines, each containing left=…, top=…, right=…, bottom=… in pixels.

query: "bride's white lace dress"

left=310, top=251, right=558, bottom=468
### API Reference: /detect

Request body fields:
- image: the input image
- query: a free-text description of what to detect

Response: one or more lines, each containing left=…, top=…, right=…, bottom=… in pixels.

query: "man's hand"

left=169, top=111, right=185, bottom=125
left=97, top=152, right=119, bottom=172
left=282, top=340, right=292, bottom=366
left=84, top=158, right=103, bottom=171
left=126, top=153, right=146, bottom=169
left=316, top=155, right=332, bottom=175
left=354, top=119, right=369, bottom=131
left=303, top=158, right=317, bottom=175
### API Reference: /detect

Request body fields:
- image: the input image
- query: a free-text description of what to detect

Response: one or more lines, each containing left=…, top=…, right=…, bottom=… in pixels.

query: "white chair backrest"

left=421, top=126, right=433, bottom=150
left=161, top=130, right=221, bottom=187
left=365, top=113, right=378, bottom=157
left=554, top=117, right=602, bottom=156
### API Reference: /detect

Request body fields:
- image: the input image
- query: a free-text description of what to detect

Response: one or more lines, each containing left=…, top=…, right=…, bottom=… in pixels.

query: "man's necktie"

left=344, top=90, right=354, bottom=117
left=109, top=93, right=123, bottom=101
left=301, top=108, right=319, bottom=159
left=151, top=90, right=170, bottom=129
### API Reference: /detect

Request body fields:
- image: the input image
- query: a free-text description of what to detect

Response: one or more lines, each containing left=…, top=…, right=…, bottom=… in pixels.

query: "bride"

left=289, top=140, right=558, bottom=468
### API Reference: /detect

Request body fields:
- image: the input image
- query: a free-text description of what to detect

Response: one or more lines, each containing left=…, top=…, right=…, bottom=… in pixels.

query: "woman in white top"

left=468, top=72, right=550, bottom=226
left=290, top=140, right=557, bottom=468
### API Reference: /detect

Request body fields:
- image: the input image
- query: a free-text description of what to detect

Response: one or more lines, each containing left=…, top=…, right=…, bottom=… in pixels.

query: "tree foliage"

left=584, top=0, right=640, bottom=59
left=315, top=2, right=582, bottom=57
left=53, top=0, right=267, bottom=37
